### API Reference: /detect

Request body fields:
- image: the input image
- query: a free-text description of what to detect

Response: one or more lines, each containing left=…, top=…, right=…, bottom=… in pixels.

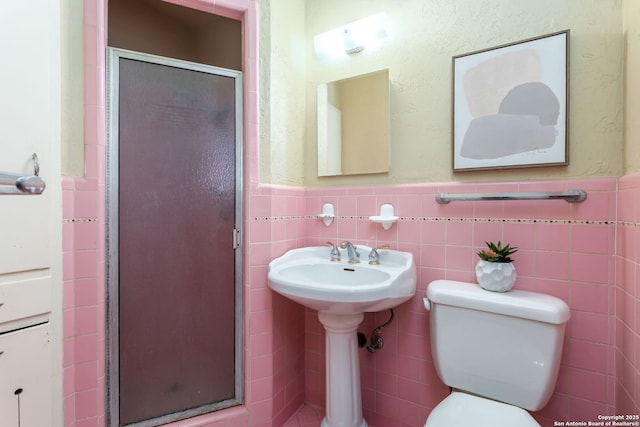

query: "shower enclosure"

left=106, top=48, right=243, bottom=426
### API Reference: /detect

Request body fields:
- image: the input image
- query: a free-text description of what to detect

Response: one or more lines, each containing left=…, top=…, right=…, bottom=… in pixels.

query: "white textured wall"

left=61, top=0, right=84, bottom=177
left=625, top=0, right=640, bottom=174
left=297, top=0, right=624, bottom=186
left=267, top=0, right=306, bottom=185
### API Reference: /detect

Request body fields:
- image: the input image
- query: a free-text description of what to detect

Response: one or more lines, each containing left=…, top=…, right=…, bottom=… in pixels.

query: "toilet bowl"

left=425, top=391, right=540, bottom=427
left=423, top=280, right=570, bottom=427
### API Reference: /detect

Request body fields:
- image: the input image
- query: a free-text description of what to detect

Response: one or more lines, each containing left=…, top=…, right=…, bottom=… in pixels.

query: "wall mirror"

left=317, top=69, right=389, bottom=176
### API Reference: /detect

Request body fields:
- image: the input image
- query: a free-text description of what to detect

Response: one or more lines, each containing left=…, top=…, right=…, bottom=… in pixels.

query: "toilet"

left=423, top=280, right=570, bottom=427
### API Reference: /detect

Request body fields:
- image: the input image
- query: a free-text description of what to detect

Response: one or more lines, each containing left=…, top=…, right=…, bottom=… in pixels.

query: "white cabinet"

left=0, top=0, right=62, bottom=425
left=0, top=277, right=52, bottom=334
left=0, top=323, right=52, bottom=427
left=0, top=278, right=53, bottom=427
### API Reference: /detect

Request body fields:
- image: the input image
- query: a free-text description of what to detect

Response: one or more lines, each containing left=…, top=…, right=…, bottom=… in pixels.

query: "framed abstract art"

left=452, top=30, right=569, bottom=171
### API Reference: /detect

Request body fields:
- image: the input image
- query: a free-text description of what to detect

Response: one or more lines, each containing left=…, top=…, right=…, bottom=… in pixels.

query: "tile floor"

left=282, top=404, right=324, bottom=426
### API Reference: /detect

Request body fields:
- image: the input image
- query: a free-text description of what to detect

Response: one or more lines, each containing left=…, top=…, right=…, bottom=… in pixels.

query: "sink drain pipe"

left=357, top=309, right=394, bottom=353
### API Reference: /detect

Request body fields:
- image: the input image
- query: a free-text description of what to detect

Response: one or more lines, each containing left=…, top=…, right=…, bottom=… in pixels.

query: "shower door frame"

left=105, top=48, right=244, bottom=427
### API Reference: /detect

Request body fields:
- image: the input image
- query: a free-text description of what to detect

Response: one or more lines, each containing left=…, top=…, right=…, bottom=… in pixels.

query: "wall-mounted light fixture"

left=314, top=12, right=388, bottom=58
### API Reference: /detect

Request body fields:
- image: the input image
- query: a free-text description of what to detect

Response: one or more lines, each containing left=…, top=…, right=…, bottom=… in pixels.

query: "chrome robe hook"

left=0, top=153, right=46, bottom=195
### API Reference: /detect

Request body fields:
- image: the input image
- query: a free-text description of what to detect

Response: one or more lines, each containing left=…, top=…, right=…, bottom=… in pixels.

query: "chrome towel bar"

left=0, top=153, right=46, bottom=195
left=435, top=189, right=587, bottom=204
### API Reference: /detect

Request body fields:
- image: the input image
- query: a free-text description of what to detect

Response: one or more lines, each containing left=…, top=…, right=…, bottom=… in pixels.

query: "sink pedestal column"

left=318, top=312, right=368, bottom=427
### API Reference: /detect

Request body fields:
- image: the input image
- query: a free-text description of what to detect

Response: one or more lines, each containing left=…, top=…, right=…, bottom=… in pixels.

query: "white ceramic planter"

left=475, top=260, right=517, bottom=292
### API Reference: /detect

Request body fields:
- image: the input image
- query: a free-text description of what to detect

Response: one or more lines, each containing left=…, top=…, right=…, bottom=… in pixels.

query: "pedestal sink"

left=268, top=245, right=417, bottom=427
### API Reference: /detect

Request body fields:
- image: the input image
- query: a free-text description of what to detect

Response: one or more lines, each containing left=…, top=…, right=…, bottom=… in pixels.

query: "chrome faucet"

left=340, top=241, right=360, bottom=263
left=326, top=241, right=341, bottom=262
left=368, top=244, right=390, bottom=265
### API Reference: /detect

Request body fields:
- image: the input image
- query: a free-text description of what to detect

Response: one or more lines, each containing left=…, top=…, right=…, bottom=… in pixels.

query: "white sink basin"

left=269, top=245, right=417, bottom=427
left=268, top=245, right=417, bottom=314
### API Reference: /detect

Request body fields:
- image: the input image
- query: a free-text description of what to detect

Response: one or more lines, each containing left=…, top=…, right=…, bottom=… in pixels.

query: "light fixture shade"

left=342, top=27, right=365, bottom=55
left=314, top=13, right=388, bottom=58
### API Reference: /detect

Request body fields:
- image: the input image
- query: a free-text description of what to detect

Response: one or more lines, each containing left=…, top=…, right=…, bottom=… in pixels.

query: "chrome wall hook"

left=0, top=153, right=46, bottom=195
left=32, top=153, right=40, bottom=176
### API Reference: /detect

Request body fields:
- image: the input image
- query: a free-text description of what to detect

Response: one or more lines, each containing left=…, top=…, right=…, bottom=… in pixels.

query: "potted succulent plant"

left=475, top=241, right=518, bottom=292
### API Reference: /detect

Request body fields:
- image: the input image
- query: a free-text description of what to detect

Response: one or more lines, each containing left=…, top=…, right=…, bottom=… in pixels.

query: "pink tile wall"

left=62, top=175, right=104, bottom=427
left=62, top=2, right=108, bottom=424
left=65, top=172, right=629, bottom=427
left=297, top=179, right=619, bottom=427
left=247, top=185, right=307, bottom=427
left=616, top=173, right=640, bottom=414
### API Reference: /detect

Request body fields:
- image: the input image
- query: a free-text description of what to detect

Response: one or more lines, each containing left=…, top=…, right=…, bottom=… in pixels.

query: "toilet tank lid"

left=426, top=280, right=570, bottom=324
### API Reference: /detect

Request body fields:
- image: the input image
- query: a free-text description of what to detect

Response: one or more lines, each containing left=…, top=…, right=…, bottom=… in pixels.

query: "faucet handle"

left=369, top=244, right=390, bottom=265
left=326, top=241, right=341, bottom=262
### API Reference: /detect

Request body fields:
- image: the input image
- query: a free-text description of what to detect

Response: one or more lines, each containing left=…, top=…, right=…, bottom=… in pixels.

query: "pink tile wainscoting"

left=65, top=175, right=631, bottom=426
left=285, top=178, right=621, bottom=427
left=616, top=173, right=640, bottom=415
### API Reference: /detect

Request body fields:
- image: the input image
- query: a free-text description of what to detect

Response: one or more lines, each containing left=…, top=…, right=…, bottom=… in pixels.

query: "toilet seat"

left=424, top=391, right=540, bottom=427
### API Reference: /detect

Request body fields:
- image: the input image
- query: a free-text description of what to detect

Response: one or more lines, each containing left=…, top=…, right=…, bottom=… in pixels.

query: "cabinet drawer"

left=0, top=277, right=51, bottom=328
left=0, top=323, right=52, bottom=427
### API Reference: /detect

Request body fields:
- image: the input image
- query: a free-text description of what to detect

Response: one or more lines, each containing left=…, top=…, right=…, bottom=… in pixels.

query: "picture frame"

left=452, top=30, right=569, bottom=171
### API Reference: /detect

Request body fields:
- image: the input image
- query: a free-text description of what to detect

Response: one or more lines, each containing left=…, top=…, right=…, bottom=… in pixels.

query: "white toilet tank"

left=426, top=280, right=570, bottom=411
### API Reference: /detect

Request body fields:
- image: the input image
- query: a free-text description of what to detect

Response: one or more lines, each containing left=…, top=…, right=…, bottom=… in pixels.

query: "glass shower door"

left=108, top=50, right=243, bottom=426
